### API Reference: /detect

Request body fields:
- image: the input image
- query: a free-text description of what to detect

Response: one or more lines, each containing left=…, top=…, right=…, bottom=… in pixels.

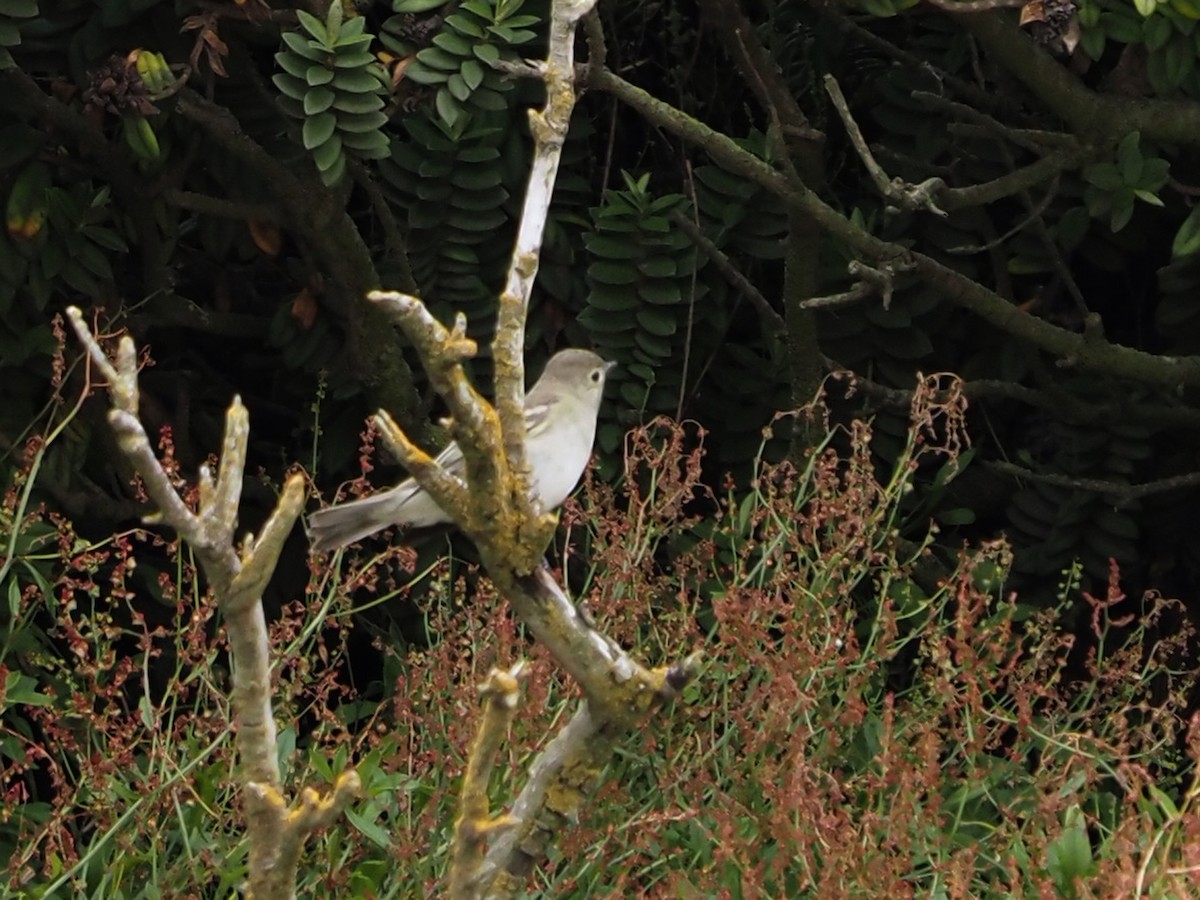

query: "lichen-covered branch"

left=493, top=0, right=599, bottom=510
left=475, top=651, right=701, bottom=897
left=66, top=306, right=356, bottom=900
left=450, top=664, right=526, bottom=898
left=351, top=3, right=700, bottom=895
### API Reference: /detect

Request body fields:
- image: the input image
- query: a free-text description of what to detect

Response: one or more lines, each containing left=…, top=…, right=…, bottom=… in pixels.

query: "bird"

left=308, top=349, right=614, bottom=552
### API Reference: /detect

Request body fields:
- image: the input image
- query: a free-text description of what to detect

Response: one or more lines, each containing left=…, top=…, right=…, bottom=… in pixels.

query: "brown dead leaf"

left=248, top=219, right=283, bottom=257
left=1019, top=0, right=1046, bottom=24
left=182, top=12, right=230, bottom=78
left=291, top=288, right=319, bottom=330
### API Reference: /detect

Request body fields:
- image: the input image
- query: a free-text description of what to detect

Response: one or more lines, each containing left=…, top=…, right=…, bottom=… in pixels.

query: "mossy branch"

left=958, top=12, right=1200, bottom=147
left=450, top=663, right=526, bottom=899
left=585, top=66, right=1200, bottom=392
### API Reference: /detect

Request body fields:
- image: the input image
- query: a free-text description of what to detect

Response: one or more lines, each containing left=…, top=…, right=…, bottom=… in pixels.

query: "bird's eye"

left=590, top=369, right=602, bottom=383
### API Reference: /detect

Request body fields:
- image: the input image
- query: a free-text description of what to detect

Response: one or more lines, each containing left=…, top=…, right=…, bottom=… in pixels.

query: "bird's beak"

left=603, top=360, right=617, bottom=375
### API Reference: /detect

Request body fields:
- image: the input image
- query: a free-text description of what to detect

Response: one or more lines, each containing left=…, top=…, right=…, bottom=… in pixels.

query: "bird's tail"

left=308, top=490, right=404, bottom=552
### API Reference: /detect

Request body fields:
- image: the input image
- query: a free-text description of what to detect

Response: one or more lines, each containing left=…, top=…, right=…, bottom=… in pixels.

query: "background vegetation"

left=4, top=0, right=1200, bottom=895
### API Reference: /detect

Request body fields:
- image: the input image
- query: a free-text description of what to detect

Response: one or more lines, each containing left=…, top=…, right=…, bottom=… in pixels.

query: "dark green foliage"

left=394, top=0, right=538, bottom=132
left=379, top=114, right=517, bottom=344
left=580, top=173, right=706, bottom=461
left=274, top=5, right=392, bottom=185
left=0, top=0, right=36, bottom=70
left=1005, top=414, right=1150, bottom=583
left=2, top=0, right=1199, bottom=616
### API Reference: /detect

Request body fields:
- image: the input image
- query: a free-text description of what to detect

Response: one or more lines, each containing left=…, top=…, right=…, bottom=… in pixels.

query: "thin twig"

left=669, top=210, right=785, bottom=330
left=924, top=0, right=1026, bottom=12
left=984, top=460, right=1200, bottom=506
left=947, top=175, right=1061, bottom=253
left=823, top=74, right=948, bottom=216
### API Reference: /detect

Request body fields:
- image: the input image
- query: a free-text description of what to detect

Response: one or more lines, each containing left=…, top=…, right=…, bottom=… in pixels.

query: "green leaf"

left=637, top=306, right=679, bottom=336
left=272, top=72, right=309, bottom=100
left=447, top=72, right=471, bottom=101
left=3, top=670, right=53, bottom=708
left=393, top=0, right=445, bottom=10
left=1056, top=205, right=1091, bottom=250
left=303, top=112, right=337, bottom=149
left=304, top=87, right=335, bottom=115
left=323, top=0, right=343, bottom=40
left=589, top=260, right=638, bottom=285
left=1144, top=12, right=1173, bottom=48
left=340, top=130, right=390, bottom=155
left=1117, top=132, right=1142, bottom=184
left=312, top=133, right=343, bottom=170
left=338, top=14, right=367, bottom=40
left=1101, top=10, right=1143, bottom=41
left=637, top=257, right=677, bottom=277
left=1166, top=33, right=1196, bottom=86
left=433, top=31, right=474, bottom=56
left=336, top=110, right=387, bottom=132
left=460, top=58, right=485, bottom=90
left=332, top=50, right=376, bottom=68
left=1084, top=162, right=1122, bottom=191
left=639, top=282, right=683, bottom=305
left=1046, top=805, right=1095, bottom=895
left=277, top=49, right=312, bottom=79
left=1079, top=27, right=1105, bottom=60
left=306, top=65, right=335, bottom=86
left=319, top=151, right=347, bottom=185
left=331, top=68, right=382, bottom=92
left=1139, top=156, right=1170, bottom=189
left=588, top=287, right=638, bottom=312
left=0, top=0, right=38, bottom=17
left=296, top=9, right=328, bottom=43
left=468, top=86, right=509, bottom=110
left=473, top=43, right=500, bottom=64
left=435, top=88, right=462, bottom=127
left=333, top=90, right=384, bottom=114
left=346, top=806, right=393, bottom=850
left=1171, top=205, right=1200, bottom=257
left=585, top=234, right=642, bottom=259
left=1134, top=0, right=1158, bottom=16
left=281, top=31, right=328, bottom=62
left=84, top=226, right=127, bottom=253
left=403, top=59, right=446, bottom=86
left=1110, top=191, right=1135, bottom=231
left=1133, top=189, right=1164, bottom=206
left=333, top=33, right=374, bottom=52
left=449, top=166, right=503, bottom=190
left=862, top=0, right=899, bottom=16
left=416, top=46, right=464, bottom=72
left=937, top=507, right=976, bottom=526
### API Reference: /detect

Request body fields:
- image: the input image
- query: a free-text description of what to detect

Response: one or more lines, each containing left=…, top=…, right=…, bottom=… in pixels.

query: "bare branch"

left=493, top=0, right=598, bottom=507
left=451, top=663, right=527, bottom=898
left=586, top=65, right=1200, bottom=392
left=824, top=75, right=948, bottom=217
left=669, top=210, right=785, bottom=331
left=984, top=461, right=1200, bottom=506
left=65, top=307, right=350, bottom=900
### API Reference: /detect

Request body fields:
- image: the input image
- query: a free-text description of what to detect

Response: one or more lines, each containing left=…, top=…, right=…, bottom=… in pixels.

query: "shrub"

left=3, top=374, right=1197, bottom=897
